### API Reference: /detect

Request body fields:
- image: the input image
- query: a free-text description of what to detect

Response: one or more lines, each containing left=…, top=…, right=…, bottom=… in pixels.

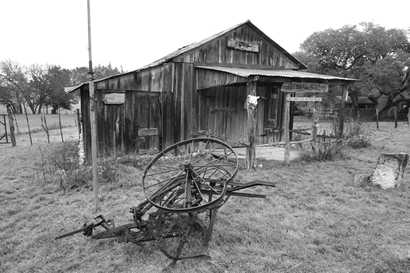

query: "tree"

left=295, top=23, right=410, bottom=116
left=0, top=84, right=13, bottom=107
left=70, top=64, right=120, bottom=85
left=27, top=65, right=49, bottom=114
left=45, top=66, right=73, bottom=113
left=0, top=60, right=29, bottom=113
left=298, top=23, right=409, bottom=75
left=1, top=61, right=121, bottom=114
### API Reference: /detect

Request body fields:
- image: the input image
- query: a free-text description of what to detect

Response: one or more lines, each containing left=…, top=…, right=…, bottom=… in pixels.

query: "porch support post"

left=283, top=93, right=291, bottom=164
left=246, top=77, right=257, bottom=170
left=336, top=84, right=348, bottom=138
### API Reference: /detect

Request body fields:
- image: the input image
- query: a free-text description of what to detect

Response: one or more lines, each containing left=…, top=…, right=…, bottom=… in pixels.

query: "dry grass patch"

left=0, top=122, right=409, bottom=273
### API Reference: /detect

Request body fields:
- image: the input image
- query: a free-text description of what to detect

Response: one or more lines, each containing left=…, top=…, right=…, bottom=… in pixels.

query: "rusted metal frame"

left=56, top=137, right=279, bottom=262
left=55, top=215, right=110, bottom=240
left=227, top=180, right=276, bottom=192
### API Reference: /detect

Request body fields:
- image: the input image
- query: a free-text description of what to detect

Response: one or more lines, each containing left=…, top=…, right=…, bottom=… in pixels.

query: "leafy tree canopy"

left=294, top=23, right=410, bottom=96
left=0, top=61, right=121, bottom=113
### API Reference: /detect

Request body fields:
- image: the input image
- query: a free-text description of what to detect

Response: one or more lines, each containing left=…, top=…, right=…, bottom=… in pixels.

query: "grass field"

left=0, top=122, right=409, bottom=273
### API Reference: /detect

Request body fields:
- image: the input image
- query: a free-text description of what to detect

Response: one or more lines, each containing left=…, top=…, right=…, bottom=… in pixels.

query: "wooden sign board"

left=138, top=127, right=158, bottom=137
left=287, top=97, right=322, bottom=102
left=281, top=82, right=328, bottom=93
left=227, top=38, right=260, bottom=53
left=103, top=93, right=125, bottom=104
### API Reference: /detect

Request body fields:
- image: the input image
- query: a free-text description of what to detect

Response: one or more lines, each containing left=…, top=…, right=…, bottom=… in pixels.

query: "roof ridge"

left=66, top=20, right=308, bottom=93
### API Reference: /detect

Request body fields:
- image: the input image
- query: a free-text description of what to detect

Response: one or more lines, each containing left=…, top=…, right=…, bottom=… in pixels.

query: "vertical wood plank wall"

left=81, top=62, right=190, bottom=158
left=197, top=83, right=283, bottom=145
left=172, top=23, right=300, bottom=70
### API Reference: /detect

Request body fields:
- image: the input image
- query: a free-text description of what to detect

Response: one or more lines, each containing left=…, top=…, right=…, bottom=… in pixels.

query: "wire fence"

left=0, top=109, right=81, bottom=147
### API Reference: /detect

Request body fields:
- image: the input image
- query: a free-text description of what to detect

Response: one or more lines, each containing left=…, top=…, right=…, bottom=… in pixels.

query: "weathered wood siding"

left=197, top=83, right=283, bottom=145
left=94, top=91, right=163, bottom=156
left=173, top=24, right=300, bottom=69
left=82, top=62, right=181, bottom=158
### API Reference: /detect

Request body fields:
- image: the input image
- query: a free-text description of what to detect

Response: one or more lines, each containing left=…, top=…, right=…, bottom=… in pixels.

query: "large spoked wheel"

left=142, top=137, right=238, bottom=212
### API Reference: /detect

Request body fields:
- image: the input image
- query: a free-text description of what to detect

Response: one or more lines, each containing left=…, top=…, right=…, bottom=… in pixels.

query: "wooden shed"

left=68, top=21, right=354, bottom=162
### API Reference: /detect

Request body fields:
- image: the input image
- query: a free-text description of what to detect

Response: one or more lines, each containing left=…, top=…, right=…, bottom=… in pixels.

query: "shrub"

left=302, top=138, right=345, bottom=162
left=344, top=120, right=371, bottom=149
left=347, top=135, right=371, bottom=149
left=37, top=141, right=119, bottom=192
left=315, top=139, right=345, bottom=161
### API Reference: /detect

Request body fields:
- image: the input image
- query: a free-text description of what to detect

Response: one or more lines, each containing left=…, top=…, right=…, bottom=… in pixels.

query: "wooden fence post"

left=41, top=113, right=50, bottom=143
left=23, top=105, right=32, bottom=146
left=2, top=114, right=8, bottom=143
left=12, top=111, right=20, bottom=134
left=58, top=109, right=64, bottom=142
left=76, top=109, right=81, bottom=139
left=311, top=107, right=319, bottom=155
left=6, top=105, right=16, bottom=146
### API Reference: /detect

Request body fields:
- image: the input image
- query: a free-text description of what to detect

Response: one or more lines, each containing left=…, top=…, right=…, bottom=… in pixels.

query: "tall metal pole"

left=87, top=0, right=99, bottom=211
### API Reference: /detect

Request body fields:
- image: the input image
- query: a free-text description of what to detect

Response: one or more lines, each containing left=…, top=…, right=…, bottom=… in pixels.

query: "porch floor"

left=234, top=146, right=303, bottom=162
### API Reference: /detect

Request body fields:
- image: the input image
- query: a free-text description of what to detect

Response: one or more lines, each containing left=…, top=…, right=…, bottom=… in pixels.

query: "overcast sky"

left=1, top=0, right=409, bottom=71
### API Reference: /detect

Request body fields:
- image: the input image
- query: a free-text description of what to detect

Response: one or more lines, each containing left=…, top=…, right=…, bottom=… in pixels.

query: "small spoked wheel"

left=150, top=212, right=212, bottom=262
left=142, top=137, right=238, bottom=212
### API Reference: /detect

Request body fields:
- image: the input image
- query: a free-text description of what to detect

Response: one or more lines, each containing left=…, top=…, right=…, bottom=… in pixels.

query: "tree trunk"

left=376, top=109, right=380, bottom=129
left=393, top=106, right=398, bottom=128
left=37, top=104, right=43, bottom=114
left=27, top=102, right=36, bottom=114
left=51, top=105, right=58, bottom=114
left=16, top=103, right=23, bottom=114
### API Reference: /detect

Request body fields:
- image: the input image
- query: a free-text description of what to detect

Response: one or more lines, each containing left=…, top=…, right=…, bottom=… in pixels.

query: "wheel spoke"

left=192, top=179, right=206, bottom=202
left=146, top=168, right=181, bottom=177
left=144, top=171, right=184, bottom=190
left=184, top=172, right=192, bottom=208
left=142, top=137, right=238, bottom=212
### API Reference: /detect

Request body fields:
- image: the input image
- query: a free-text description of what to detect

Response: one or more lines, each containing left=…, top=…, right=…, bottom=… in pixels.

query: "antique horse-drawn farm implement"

left=56, top=137, right=275, bottom=262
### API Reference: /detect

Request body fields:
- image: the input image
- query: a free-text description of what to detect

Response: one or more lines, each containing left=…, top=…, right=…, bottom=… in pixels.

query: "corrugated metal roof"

left=196, top=66, right=356, bottom=82
left=64, top=83, right=85, bottom=93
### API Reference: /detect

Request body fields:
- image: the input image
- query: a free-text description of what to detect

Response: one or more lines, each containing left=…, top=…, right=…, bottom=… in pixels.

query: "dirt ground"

left=0, top=122, right=409, bottom=273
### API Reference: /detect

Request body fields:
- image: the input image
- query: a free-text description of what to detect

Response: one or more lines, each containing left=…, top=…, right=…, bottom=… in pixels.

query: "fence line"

left=0, top=112, right=79, bottom=147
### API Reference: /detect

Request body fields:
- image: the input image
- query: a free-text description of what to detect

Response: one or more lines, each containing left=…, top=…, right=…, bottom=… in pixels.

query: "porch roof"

left=196, top=65, right=356, bottom=85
